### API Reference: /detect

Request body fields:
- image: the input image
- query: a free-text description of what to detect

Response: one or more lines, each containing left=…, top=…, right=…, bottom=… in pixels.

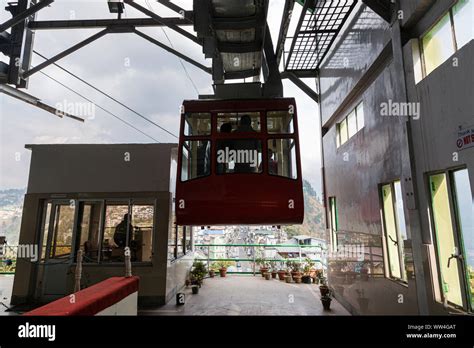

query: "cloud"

left=0, top=0, right=323, bottom=195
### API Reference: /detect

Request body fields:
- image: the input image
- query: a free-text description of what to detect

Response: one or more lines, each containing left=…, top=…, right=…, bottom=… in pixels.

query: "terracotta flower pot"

left=291, top=271, right=302, bottom=281
left=319, top=285, right=330, bottom=296
left=321, top=297, right=332, bottom=310
left=264, top=272, right=271, bottom=280
left=294, top=275, right=302, bottom=284
left=219, top=267, right=227, bottom=277
left=260, top=267, right=268, bottom=277
left=209, top=270, right=215, bottom=278
left=278, top=270, right=286, bottom=281
left=285, top=274, right=292, bottom=283
left=271, top=271, right=277, bottom=279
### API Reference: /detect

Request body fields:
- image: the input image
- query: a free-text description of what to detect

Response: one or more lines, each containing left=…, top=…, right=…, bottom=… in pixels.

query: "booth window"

left=76, top=202, right=102, bottom=262
left=100, top=201, right=154, bottom=263
left=40, top=202, right=52, bottom=261
left=101, top=203, right=129, bottom=262
left=267, top=138, right=297, bottom=179
left=50, top=203, right=75, bottom=259
left=181, top=140, right=210, bottom=181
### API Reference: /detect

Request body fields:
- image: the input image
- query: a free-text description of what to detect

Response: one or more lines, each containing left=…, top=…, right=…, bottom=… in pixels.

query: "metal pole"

left=125, top=247, right=132, bottom=278
left=0, top=0, right=54, bottom=33
left=207, top=245, right=210, bottom=272
left=252, top=246, right=256, bottom=276
left=74, top=249, right=83, bottom=293
left=23, top=28, right=110, bottom=77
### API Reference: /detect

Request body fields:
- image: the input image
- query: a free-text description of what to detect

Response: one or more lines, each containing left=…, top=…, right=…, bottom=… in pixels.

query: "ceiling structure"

left=0, top=0, right=386, bottom=107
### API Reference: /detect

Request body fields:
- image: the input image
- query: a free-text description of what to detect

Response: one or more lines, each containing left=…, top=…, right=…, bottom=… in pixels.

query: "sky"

left=0, top=0, right=322, bottom=194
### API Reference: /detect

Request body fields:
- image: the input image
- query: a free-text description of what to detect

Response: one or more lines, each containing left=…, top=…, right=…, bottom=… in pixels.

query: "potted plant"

left=256, top=257, right=269, bottom=277
left=314, top=269, right=324, bottom=284
left=191, top=284, right=199, bottom=294
left=264, top=271, right=272, bottom=280
left=209, top=269, right=215, bottom=278
left=190, top=260, right=208, bottom=287
left=290, top=261, right=302, bottom=282
left=302, top=258, right=314, bottom=284
left=269, top=260, right=278, bottom=279
left=319, top=278, right=330, bottom=296
left=214, top=260, right=234, bottom=277
left=278, top=269, right=287, bottom=281
left=321, top=290, right=332, bottom=310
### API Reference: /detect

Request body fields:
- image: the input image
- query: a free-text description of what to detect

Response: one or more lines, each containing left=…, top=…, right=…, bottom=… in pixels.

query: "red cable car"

left=176, top=98, right=304, bottom=226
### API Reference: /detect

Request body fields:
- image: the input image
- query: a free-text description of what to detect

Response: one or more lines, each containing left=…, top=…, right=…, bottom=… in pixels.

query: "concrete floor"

left=139, top=275, right=350, bottom=316
left=0, top=275, right=16, bottom=316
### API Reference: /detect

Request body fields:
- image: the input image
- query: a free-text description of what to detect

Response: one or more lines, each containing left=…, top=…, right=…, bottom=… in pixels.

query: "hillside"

left=284, top=179, right=326, bottom=240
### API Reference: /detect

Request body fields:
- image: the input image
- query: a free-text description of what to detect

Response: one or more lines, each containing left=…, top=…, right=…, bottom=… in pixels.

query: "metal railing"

left=194, top=243, right=327, bottom=275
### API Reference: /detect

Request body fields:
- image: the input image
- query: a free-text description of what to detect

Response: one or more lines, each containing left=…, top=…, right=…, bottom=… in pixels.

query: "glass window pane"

left=102, top=204, right=130, bottom=262
left=430, top=174, right=464, bottom=307
left=40, top=203, right=52, bottom=261
left=356, top=102, right=364, bottom=130
left=381, top=184, right=402, bottom=279
left=76, top=202, right=102, bottom=263
left=131, top=204, right=154, bottom=262
left=393, top=181, right=407, bottom=281
left=217, top=139, right=262, bottom=174
left=452, top=169, right=474, bottom=309
left=267, top=111, right=294, bottom=134
left=336, top=124, right=341, bottom=148
left=169, top=224, right=177, bottom=260
left=347, top=110, right=357, bottom=138
left=267, top=138, right=298, bottom=179
left=422, top=13, right=455, bottom=76
left=177, top=225, right=184, bottom=257
left=181, top=140, right=210, bottom=181
left=185, top=226, right=192, bottom=252
left=339, top=119, right=348, bottom=145
left=453, top=0, right=474, bottom=50
left=50, top=204, right=75, bottom=259
left=184, top=113, right=211, bottom=136
left=217, top=112, right=261, bottom=133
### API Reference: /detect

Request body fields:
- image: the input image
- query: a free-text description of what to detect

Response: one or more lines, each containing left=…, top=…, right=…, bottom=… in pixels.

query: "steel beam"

left=157, top=0, right=193, bottom=21
left=276, top=0, right=295, bottom=67
left=124, top=0, right=201, bottom=45
left=281, top=71, right=319, bottom=103
left=134, top=29, right=211, bottom=74
left=23, top=28, right=110, bottom=78
left=0, top=83, right=84, bottom=122
left=28, top=17, right=192, bottom=30
left=0, top=0, right=53, bottom=33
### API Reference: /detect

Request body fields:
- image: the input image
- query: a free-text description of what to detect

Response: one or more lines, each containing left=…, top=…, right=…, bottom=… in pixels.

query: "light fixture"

left=107, top=0, right=124, bottom=14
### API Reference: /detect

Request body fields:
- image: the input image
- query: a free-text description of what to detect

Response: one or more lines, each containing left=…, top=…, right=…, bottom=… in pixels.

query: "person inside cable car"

left=233, top=115, right=260, bottom=173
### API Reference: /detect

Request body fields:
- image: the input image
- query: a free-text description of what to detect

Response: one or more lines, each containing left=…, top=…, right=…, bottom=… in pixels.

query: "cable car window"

left=184, top=113, right=211, bottom=136
left=267, top=138, right=298, bottom=179
left=181, top=140, right=210, bottom=181
left=267, top=111, right=294, bottom=134
left=217, top=112, right=261, bottom=133
left=216, top=139, right=263, bottom=174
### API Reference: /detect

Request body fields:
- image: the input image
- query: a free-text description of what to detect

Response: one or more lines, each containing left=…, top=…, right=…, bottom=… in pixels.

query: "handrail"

left=195, top=243, right=325, bottom=249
